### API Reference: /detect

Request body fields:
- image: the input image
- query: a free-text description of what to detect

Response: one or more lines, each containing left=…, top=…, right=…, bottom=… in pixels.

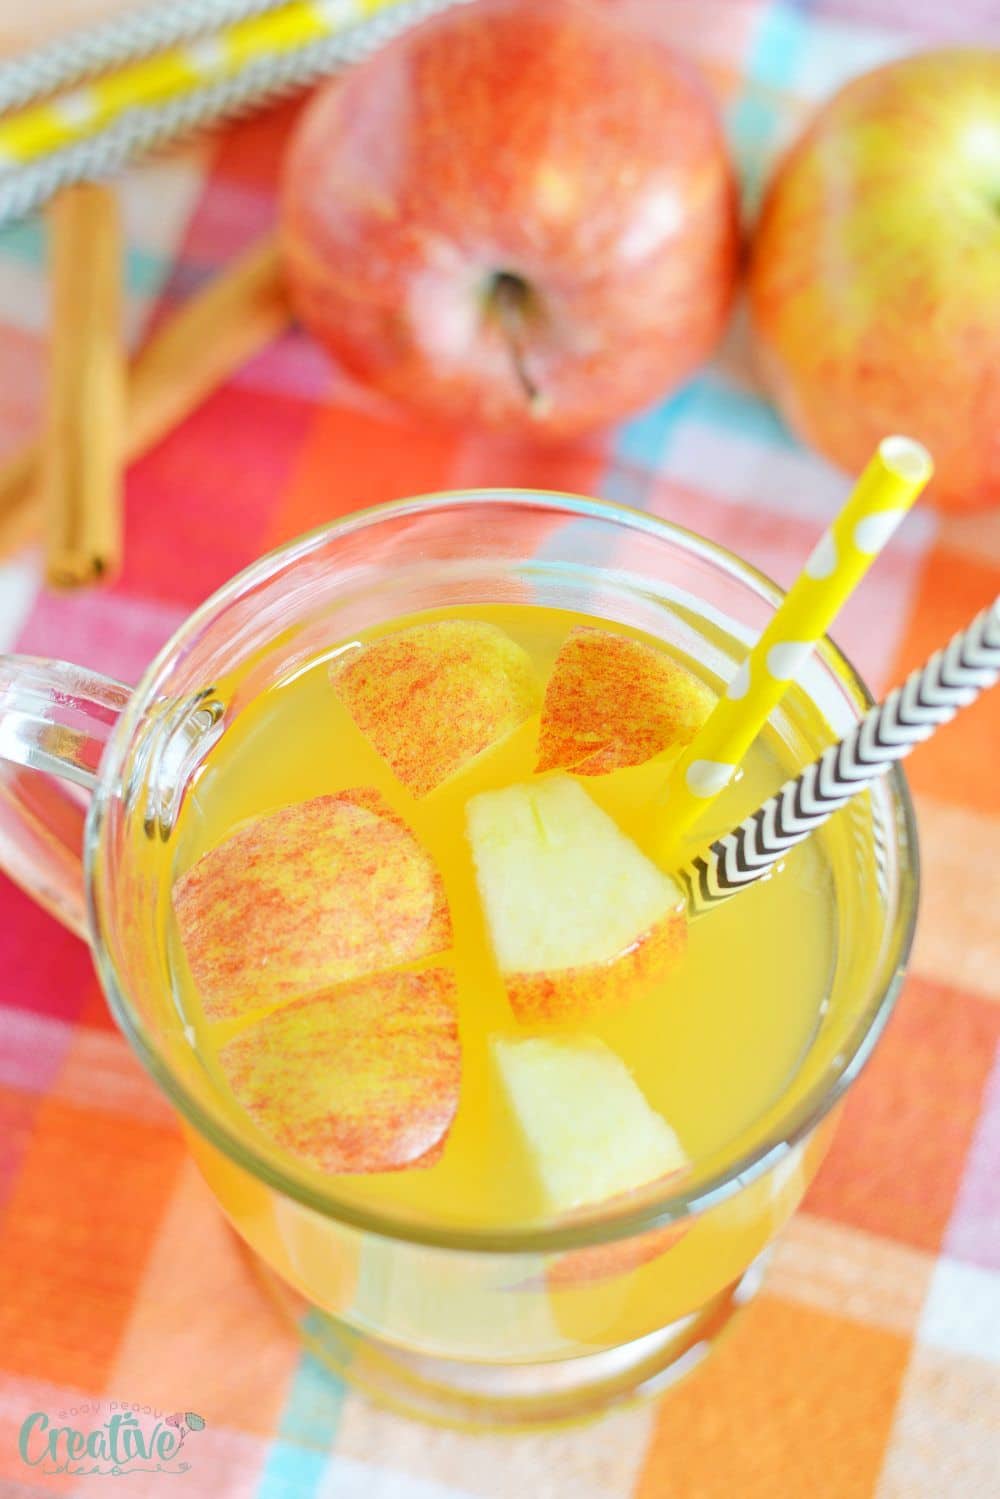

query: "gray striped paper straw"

left=681, top=597, right=1000, bottom=915
left=0, top=0, right=474, bottom=227
left=0, top=0, right=291, bottom=116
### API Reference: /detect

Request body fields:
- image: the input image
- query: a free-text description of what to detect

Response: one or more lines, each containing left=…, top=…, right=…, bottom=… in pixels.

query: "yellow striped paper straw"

left=656, top=435, right=933, bottom=859
left=0, top=0, right=398, bottom=166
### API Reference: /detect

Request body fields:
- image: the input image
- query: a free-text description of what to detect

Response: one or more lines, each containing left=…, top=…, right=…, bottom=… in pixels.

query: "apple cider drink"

left=167, top=604, right=840, bottom=1357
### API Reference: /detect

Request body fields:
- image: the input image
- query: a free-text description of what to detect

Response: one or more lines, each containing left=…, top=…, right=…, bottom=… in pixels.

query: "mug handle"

left=0, top=655, right=131, bottom=939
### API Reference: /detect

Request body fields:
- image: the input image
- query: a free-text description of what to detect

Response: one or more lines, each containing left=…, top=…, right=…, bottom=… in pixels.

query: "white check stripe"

left=918, top=1257, right=1000, bottom=1364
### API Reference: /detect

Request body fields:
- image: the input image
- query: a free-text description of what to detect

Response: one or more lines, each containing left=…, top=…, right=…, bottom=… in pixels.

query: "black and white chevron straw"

left=681, top=598, right=1000, bottom=915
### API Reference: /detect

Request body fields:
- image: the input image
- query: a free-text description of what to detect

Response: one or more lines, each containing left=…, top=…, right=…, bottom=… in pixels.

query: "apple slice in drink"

left=173, top=789, right=450, bottom=1020
left=466, top=776, right=685, bottom=1023
left=494, top=1036, right=687, bottom=1209
left=545, top=1220, right=688, bottom=1289
left=219, top=969, right=460, bottom=1174
left=330, top=620, right=541, bottom=797
left=494, top=1036, right=689, bottom=1285
left=536, top=627, right=714, bottom=775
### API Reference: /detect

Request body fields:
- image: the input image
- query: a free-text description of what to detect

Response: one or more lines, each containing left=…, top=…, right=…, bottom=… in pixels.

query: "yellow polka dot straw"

left=0, top=2, right=397, bottom=168
left=0, top=1, right=473, bottom=224
left=657, top=435, right=934, bottom=860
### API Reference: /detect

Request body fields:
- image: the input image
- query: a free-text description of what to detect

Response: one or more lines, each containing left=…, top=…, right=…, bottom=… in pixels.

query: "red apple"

left=749, top=49, right=1000, bottom=512
left=280, top=0, right=739, bottom=438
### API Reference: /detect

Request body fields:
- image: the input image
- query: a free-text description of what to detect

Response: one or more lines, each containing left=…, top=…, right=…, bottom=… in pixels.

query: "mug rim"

left=85, top=488, right=920, bottom=1255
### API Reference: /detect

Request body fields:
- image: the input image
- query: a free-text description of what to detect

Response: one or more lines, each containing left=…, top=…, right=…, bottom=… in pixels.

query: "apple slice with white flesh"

left=173, top=789, right=450, bottom=1020
left=219, top=969, right=460, bottom=1174
left=536, top=626, right=715, bottom=775
left=330, top=620, right=541, bottom=797
left=494, top=1036, right=689, bottom=1285
left=466, top=776, right=686, bottom=1023
left=494, top=1036, right=688, bottom=1210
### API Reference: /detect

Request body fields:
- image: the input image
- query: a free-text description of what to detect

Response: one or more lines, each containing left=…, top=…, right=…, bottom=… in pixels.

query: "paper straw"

left=679, top=597, right=1000, bottom=916
left=0, top=0, right=474, bottom=226
left=0, top=0, right=382, bottom=162
left=656, top=436, right=933, bottom=857
left=0, top=0, right=290, bottom=115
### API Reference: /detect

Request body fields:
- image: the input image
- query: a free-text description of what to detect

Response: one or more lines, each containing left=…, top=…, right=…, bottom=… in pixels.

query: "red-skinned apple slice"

left=173, top=789, right=450, bottom=1020
left=219, top=969, right=460, bottom=1174
left=494, top=1036, right=688, bottom=1208
left=536, top=627, right=714, bottom=775
left=494, top=1035, right=689, bottom=1285
left=330, top=620, right=541, bottom=797
left=545, top=1221, right=689, bottom=1289
left=466, top=776, right=686, bottom=1024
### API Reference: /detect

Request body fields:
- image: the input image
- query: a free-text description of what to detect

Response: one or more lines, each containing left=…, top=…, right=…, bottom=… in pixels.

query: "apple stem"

left=488, top=272, right=547, bottom=416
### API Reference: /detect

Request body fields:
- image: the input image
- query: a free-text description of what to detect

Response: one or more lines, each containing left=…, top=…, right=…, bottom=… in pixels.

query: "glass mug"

left=0, top=493, right=917, bottom=1429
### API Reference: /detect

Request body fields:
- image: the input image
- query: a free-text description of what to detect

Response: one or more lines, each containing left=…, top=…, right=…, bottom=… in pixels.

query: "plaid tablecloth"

left=1, top=2, right=998, bottom=1494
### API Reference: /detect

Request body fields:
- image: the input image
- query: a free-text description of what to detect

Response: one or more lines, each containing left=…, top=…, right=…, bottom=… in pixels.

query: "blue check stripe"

left=0, top=216, right=167, bottom=297
left=727, top=0, right=810, bottom=202
left=255, top=1321, right=348, bottom=1499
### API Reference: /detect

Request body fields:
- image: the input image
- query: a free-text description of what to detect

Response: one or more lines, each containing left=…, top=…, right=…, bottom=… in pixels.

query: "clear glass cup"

left=0, top=492, right=917, bottom=1429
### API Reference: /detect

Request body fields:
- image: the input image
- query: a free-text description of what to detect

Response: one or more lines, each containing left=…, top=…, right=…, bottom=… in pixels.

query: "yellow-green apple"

left=466, top=776, right=686, bottom=1023
left=330, top=620, right=540, bottom=797
left=173, top=789, right=450, bottom=1019
left=749, top=49, right=1000, bottom=511
left=219, top=969, right=460, bottom=1173
left=536, top=626, right=715, bottom=775
left=280, top=0, right=739, bottom=438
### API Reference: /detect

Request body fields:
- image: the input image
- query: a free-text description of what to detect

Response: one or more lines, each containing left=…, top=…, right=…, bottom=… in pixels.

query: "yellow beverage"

left=165, top=601, right=847, bottom=1359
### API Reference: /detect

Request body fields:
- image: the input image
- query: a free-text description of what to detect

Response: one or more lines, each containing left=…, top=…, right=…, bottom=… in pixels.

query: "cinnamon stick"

left=0, top=233, right=289, bottom=564
left=43, top=183, right=125, bottom=588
